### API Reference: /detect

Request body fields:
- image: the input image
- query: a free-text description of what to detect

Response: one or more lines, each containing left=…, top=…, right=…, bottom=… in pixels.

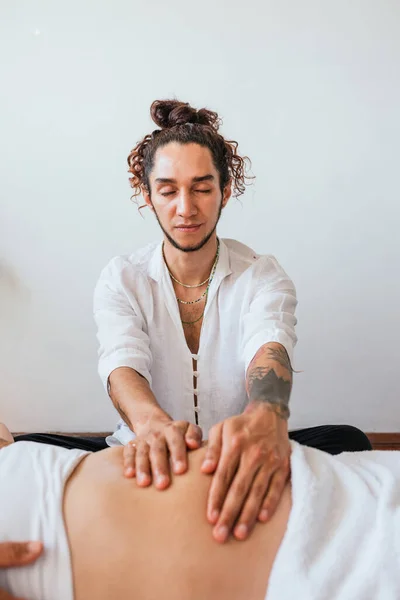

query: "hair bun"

left=150, top=99, right=221, bottom=131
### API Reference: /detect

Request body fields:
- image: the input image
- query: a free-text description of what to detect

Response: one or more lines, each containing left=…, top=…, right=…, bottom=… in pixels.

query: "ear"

left=142, top=186, right=154, bottom=211
left=222, top=180, right=232, bottom=208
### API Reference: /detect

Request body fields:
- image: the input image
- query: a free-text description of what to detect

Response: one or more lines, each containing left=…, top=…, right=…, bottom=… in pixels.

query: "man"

left=15, top=99, right=371, bottom=544
left=92, top=99, right=371, bottom=543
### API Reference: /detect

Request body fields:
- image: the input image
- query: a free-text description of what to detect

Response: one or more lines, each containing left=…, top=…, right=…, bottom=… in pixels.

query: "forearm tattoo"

left=265, top=345, right=294, bottom=373
left=246, top=345, right=293, bottom=420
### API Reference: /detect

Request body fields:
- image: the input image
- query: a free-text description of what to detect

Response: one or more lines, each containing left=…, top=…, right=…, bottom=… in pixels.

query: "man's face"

left=143, top=142, right=231, bottom=252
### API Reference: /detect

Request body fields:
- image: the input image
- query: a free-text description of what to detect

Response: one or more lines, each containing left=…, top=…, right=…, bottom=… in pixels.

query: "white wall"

left=1, top=0, right=399, bottom=433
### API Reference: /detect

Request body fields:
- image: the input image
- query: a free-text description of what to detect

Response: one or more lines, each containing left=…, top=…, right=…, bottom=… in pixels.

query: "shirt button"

left=193, top=371, right=199, bottom=377
left=193, top=390, right=198, bottom=395
left=194, top=406, right=200, bottom=413
left=191, top=354, right=199, bottom=360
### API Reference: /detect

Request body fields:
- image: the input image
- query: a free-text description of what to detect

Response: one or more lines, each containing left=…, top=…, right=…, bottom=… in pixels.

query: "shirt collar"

left=147, top=238, right=232, bottom=283
left=147, top=241, right=164, bottom=282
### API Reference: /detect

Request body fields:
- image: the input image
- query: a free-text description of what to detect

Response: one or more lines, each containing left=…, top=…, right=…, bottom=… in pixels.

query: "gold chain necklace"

left=169, top=272, right=210, bottom=288
left=163, top=246, right=210, bottom=288
left=179, top=240, right=220, bottom=325
left=181, top=311, right=206, bottom=325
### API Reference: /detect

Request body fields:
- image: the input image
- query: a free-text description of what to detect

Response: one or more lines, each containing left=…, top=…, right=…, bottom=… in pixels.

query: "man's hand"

left=201, top=403, right=291, bottom=543
left=0, top=541, right=43, bottom=600
left=123, top=418, right=203, bottom=490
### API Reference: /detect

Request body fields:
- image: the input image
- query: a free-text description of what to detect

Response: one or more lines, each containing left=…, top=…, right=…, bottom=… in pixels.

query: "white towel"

left=266, top=441, right=400, bottom=600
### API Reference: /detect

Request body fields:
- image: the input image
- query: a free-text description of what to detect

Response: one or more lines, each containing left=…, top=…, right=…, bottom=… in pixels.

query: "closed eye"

left=161, top=190, right=211, bottom=196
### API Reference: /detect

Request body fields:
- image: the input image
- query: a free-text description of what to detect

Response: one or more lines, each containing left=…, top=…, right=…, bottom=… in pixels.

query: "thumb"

left=201, top=422, right=223, bottom=473
left=0, top=541, right=43, bottom=568
left=185, top=424, right=203, bottom=449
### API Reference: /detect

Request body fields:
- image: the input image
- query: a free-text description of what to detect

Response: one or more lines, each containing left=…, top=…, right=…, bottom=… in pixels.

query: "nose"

left=176, top=190, right=197, bottom=218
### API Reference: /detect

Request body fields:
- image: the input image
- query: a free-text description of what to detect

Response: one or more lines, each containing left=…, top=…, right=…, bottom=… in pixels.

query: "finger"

left=213, top=461, right=258, bottom=543
left=257, top=462, right=290, bottom=523
left=185, top=424, right=203, bottom=449
left=0, top=541, right=43, bottom=568
left=123, top=443, right=136, bottom=478
left=201, top=422, right=223, bottom=474
left=135, top=439, right=152, bottom=487
left=231, top=463, right=274, bottom=540
left=206, top=439, right=241, bottom=526
left=164, top=424, right=188, bottom=475
left=149, top=436, right=171, bottom=490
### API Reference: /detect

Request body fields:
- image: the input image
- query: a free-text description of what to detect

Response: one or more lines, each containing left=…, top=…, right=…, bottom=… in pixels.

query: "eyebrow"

left=154, top=174, right=215, bottom=184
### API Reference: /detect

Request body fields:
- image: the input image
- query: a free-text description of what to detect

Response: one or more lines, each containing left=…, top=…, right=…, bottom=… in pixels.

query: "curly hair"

left=127, top=99, right=253, bottom=200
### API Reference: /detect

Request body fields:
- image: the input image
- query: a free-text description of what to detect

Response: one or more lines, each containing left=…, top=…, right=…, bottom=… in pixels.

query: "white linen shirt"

left=93, top=238, right=297, bottom=446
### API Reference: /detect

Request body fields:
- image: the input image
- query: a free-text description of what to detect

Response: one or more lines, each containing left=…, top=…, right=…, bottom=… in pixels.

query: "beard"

left=150, top=198, right=223, bottom=253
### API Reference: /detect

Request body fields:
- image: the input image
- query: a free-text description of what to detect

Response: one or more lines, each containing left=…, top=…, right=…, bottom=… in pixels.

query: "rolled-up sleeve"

left=242, top=256, right=298, bottom=372
left=93, top=258, right=153, bottom=392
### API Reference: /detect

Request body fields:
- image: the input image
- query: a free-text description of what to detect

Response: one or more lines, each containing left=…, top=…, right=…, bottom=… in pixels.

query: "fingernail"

left=259, top=509, right=268, bottom=522
left=156, top=474, right=168, bottom=487
left=27, top=542, right=42, bottom=553
left=235, top=524, right=248, bottom=540
left=210, top=509, right=219, bottom=523
left=137, top=473, right=147, bottom=484
left=174, top=461, right=185, bottom=473
left=215, top=525, right=228, bottom=543
left=125, top=467, right=134, bottom=477
left=202, top=459, right=214, bottom=469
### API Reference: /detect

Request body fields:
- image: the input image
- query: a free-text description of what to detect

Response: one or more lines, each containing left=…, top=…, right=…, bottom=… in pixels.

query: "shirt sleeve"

left=93, top=258, right=153, bottom=392
left=242, top=255, right=298, bottom=373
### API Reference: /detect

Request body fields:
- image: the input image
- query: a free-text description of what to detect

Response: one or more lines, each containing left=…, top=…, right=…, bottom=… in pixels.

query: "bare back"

left=64, top=446, right=291, bottom=600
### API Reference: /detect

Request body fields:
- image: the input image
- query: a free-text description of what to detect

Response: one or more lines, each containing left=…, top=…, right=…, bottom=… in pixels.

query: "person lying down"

left=0, top=423, right=399, bottom=600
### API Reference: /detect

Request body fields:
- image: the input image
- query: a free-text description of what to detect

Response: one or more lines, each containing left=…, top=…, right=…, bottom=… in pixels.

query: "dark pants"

left=289, top=424, right=372, bottom=454
left=14, top=424, right=372, bottom=454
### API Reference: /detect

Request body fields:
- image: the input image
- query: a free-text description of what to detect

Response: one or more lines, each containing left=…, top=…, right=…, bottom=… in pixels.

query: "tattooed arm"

left=245, top=342, right=293, bottom=420
left=202, top=341, right=293, bottom=543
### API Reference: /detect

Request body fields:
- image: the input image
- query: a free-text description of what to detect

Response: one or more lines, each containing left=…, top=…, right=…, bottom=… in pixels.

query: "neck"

left=163, top=235, right=218, bottom=286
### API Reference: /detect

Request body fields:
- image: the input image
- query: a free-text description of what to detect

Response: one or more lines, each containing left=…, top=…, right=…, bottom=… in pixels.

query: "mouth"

left=175, top=224, right=202, bottom=232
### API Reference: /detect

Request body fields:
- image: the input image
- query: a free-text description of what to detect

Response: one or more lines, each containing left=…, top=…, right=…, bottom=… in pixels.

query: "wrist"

left=134, top=409, right=172, bottom=436
left=245, top=400, right=290, bottom=421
